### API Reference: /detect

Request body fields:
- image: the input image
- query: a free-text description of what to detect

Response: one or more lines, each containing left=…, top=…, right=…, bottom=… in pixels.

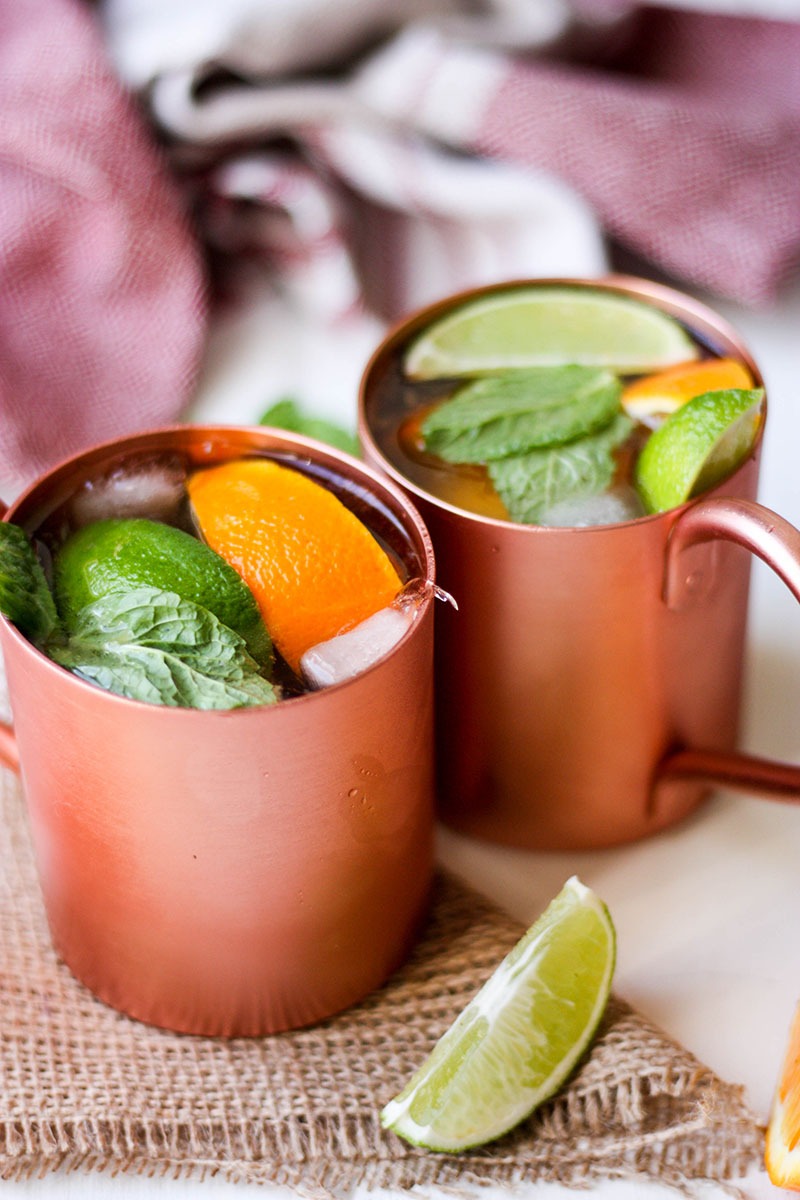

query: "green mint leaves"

left=421, top=367, right=621, bottom=463
left=420, top=366, right=632, bottom=524
left=0, top=522, right=277, bottom=709
left=51, top=588, right=277, bottom=710
left=488, top=414, right=633, bottom=525
left=0, top=523, right=60, bottom=644
left=260, top=397, right=360, bottom=458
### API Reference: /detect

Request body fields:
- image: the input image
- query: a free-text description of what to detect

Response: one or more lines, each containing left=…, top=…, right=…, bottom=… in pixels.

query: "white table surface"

left=4, top=276, right=800, bottom=1199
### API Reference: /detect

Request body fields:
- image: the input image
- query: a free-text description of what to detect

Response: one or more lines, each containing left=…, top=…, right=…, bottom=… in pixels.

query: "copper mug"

left=0, top=426, right=436, bottom=1035
left=359, top=276, right=800, bottom=850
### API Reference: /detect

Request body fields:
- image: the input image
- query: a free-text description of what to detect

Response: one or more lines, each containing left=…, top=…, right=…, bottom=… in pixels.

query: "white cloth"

left=101, top=0, right=612, bottom=428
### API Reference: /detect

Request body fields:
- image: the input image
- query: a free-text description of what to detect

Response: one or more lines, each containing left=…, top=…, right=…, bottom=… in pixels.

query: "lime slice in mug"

left=53, top=517, right=272, bottom=665
left=635, top=388, right=764, bottom=513
left=404, top=287, right=699, bottom=379
left=380, top=876, right=615, bottom=1152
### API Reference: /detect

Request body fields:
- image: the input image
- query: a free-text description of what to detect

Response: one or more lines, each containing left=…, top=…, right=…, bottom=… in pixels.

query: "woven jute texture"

left=0, top=767, right=764, bottom=1193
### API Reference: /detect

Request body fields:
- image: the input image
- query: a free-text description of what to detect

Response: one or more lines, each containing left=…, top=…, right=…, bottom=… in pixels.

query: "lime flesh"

left=380, top=876, right=615, bottom=1152
left=53, top=518, right=272, bottom=665
left=635, top=388, right=764, bottom=513
left=405, top=287, right=699, bottom=379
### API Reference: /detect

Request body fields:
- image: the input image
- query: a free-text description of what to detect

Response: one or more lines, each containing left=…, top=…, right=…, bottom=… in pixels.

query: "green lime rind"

left=635, top=387, right=764, bottom=514
left=405, top=287, right=698, bottom=380
left=380, top=876, right=616, bottom=1152
left=53, top=517, right=272, bottom=668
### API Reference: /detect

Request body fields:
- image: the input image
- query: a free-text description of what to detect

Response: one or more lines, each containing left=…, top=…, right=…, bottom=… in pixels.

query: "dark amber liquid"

left=364, top=319, right=728, bottom=525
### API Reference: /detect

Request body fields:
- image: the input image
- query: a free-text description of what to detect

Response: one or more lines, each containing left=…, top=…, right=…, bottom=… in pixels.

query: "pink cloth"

left=127, top=3, right=799, bottom=323
left=473, top=7, right=800, bottom=307
left=0, top=0, right=206, bottom=490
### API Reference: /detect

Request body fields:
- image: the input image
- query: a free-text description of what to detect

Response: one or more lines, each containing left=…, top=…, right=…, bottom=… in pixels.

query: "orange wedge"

left=766, top=1003, right=800, bottom=1188
left=622, top=357, right=753, bottom=424
left=187, top=459, right=402, bottom=673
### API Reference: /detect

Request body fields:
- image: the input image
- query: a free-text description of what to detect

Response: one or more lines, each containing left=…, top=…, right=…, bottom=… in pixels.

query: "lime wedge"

left=380, top=876, right=615, bottom=1152
left=635, top=387, right=764, bottom=514
left=53, top=518, right=272, bottom=666
left=405, top=287, right=699, bottom=379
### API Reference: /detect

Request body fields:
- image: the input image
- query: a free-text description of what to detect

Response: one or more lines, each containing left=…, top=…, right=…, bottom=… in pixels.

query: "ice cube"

left=539, top=487, right=645, bottom=528
left=68, top=458, right=187, bottom=527
left=300, top=606, right=416, bottom=689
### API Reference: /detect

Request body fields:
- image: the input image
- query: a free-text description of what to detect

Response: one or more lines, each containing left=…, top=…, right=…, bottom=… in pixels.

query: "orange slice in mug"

left=622, top=357, right=753, bottom=425
left=188, top=459, right=402, bottom=673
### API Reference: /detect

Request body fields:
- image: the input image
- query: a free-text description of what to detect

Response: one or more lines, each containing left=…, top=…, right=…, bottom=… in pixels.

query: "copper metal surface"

left=359, top=276, right=800, bottom=850
left=0, top=427, right=436, bottom=1035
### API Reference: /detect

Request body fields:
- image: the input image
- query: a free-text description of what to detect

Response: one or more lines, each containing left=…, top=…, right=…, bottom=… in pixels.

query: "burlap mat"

left=0, top=768, right=764, bottom=1193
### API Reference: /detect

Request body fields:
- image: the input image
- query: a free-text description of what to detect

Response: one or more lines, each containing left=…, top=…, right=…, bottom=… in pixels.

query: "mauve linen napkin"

left=0, top=0, right=206, bottom=490
left=98, top=0, right=800, bottom=429
left=3, top=1, right=798, bottom=482
left=101, top=1, right=800, bottom=313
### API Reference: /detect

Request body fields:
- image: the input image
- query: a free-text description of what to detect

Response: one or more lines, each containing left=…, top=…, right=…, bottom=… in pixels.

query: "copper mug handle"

left=660, top=496, right=800, bottom=798
left=0, top=499, right=20, bottom=773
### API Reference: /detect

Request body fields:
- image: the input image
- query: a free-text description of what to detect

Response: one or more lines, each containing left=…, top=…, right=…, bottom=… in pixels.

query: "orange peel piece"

left=766, top=1003, right=800, bottom=1188
left=622, top=357, right=753, bottom=423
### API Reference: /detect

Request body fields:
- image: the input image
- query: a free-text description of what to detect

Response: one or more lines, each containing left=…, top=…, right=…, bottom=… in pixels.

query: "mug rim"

left=1, top=423, right=436, bottom=713
left=357, top=273, right=766, bottom=533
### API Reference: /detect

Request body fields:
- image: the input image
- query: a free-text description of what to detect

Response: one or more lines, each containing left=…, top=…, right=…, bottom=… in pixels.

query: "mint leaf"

left=260, top=397, right=360, bottom=457
left=0, top=522, right=60, bottom=644
left=421, top=367, right=621, bottom=463
left=57, top=648, right=276, bottom=710
left=51, top=587, right=278, bottom=709
left=488, top=413, right=634, bottom=525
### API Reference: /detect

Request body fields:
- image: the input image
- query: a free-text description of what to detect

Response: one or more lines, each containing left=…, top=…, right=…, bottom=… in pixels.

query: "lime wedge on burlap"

left=380, top=876, right=615, bottom=1152
left=53, top=517, right=272, bottom=666
left=635, top=388, right=764, bottom=514
left=404, top=287, right=698, bottom=379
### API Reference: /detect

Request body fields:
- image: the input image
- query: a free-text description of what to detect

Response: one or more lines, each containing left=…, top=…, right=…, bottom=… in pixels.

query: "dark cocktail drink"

left=1, top=439, right=426, bottom=708
left=356, top=277, right=800, bottom=852
left=364, top=283, right=761, bottom=527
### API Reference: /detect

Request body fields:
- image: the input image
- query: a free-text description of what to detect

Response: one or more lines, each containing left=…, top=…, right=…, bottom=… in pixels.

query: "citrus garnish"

left=187, top=459, right=402, bottom=673
left=404, top=287, right=698, bottom=380
left=52, top=517, right=272, bottom=665
left=381, top=876, right=615, bottom=1152
left=622, top=357, right=753, bottom=424
left=766, top=1003, right=800, bottom=1188
left=634, top=387, right=763, bottom=513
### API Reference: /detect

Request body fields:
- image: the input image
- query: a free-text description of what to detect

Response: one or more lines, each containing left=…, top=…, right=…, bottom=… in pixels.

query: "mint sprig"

left=260, top=397, right=359, bottom=457
left=487, top=413, right=633, bottom=525
left=421, top=367, right=621, bottom=463
left=419, top=366, right=635, bottom=524
left=50, top=588, right=278, bottom=710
